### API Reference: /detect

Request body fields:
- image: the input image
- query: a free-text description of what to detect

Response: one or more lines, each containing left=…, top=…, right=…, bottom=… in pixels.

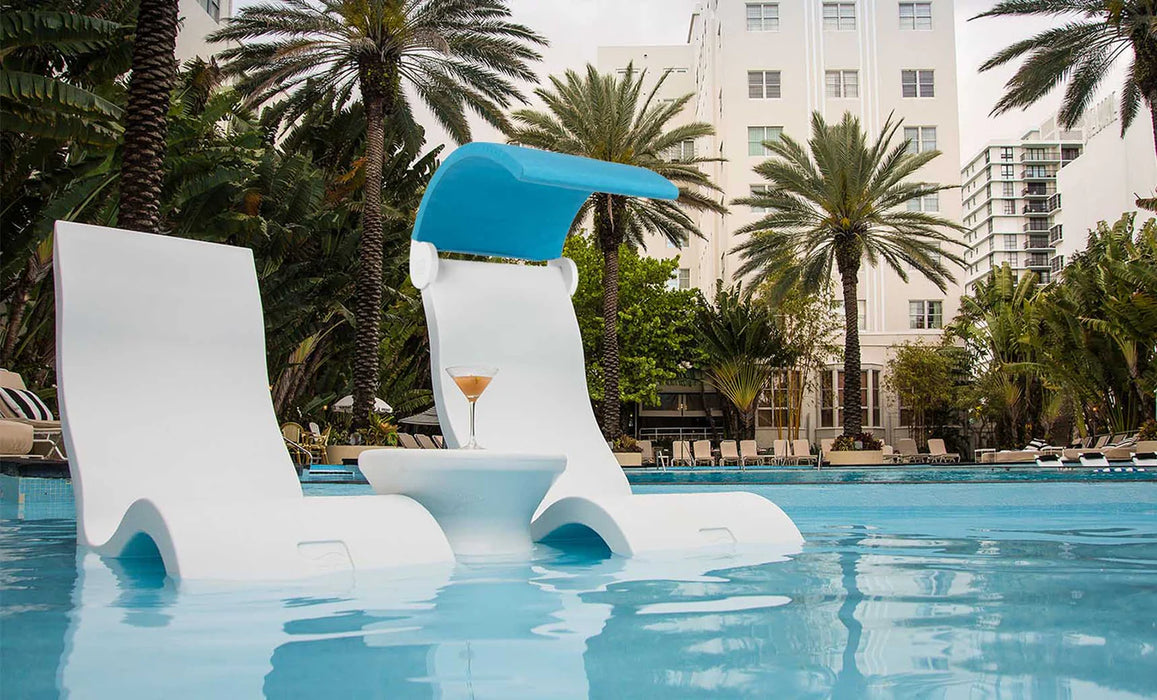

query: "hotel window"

left=823, top=3, right=856, bottom=30
left=747, top=126, right=783, bottom=155
left=1001, top=147, right=1014, bottom=160
left=820, top=369, right=882, bottom=427
left=898, top=2, right=931, bottom=29
left=1004, top=234, right=1016, bottom=249
left=908, top=300, right=943, bottom=329
left=200, top=0, right=220, bottom=21
left=748, top=70, right=781, bottom=98
left=825, top=70, right=859, bottom=98
left=1000, top=164, right=1014, bottom=178
left=666, top=139, right=696, bottom=160
left=749, top=185, right=771, bottom=213
left=1002, top=181, right=1015, bottom=197
left=903, top=126, right=936, bottom=153
left=1003, top=200, right=1016, bottom=215
left=757, top=370, right=798, bottom=428
left=746, top=3, right=779, bottom=31
left=1008, top=252, right=1018, bottom=266
left=676, top=268, right=691, bottom=289
left=907, top=192, right=940, bottom=212
left=857, top=299, right=867, bottom=330
left=901, top=70, right=935, bottom=97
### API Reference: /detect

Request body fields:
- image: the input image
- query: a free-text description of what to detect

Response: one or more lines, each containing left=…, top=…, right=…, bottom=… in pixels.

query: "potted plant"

left=1137, top=419, right=1157, bottom=453
left=325, top=414, right=401, bottom=464
left=611, top=435, right=644, bottom=467
left=826, top=432, right=885, bottom=466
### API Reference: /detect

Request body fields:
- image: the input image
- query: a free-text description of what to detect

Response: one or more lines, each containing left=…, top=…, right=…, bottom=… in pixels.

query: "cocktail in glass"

left=445, top=366, right=498, bottom=449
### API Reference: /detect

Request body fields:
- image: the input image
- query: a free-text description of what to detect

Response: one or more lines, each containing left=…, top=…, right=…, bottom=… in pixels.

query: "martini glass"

left=445, top=366, right=498, bottom=449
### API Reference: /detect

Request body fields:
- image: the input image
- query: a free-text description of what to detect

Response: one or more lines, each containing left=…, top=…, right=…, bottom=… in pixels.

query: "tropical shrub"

left=832, top=432, right=882, bottom=451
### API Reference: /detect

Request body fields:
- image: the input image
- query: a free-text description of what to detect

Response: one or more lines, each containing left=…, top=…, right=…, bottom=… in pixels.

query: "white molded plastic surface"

left=360, top=449, right=566, bottom=556
left=54, top=222, right=453, bottom=580
left=409, top=240, right=440, bottom=289
left=417, top=242, right=803, bottom=553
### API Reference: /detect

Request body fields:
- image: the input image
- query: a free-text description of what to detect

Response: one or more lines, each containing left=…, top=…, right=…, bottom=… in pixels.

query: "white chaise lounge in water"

left=395, top=142, right=802, bottom=555
left=54, top=222, right=454, bottom=580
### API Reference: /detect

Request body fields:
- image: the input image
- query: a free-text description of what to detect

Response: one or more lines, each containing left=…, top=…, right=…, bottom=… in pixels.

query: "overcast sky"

left=232, top=0, right=1095, bottom=167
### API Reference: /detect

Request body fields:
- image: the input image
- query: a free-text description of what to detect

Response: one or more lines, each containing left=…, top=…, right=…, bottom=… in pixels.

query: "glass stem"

left=469, top=399, right=477, bottom=448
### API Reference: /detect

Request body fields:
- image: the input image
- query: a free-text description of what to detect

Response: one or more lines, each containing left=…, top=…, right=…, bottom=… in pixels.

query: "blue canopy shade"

left=412, top=142, right=679, bottom=261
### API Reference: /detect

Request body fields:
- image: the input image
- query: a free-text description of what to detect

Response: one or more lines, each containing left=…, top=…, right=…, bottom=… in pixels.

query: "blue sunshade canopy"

left=412, top=142, right=679, bottom=261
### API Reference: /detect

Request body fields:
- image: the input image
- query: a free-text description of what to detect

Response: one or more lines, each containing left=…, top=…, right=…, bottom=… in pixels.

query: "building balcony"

left=1021, top=168, right=1056, bottom=180
left=1049, top=255, right=1064, bottom=273
left=1049, top=224, right=1064, bottom=244
left=1022, top=185, right=1055, bottom=197
left=1023, top=204, right=1050, bottom=215
left=1023, top=220, right=1051, bottom=232
left=1019, top=150, right=1059, bottom=163
left=1025, top=254, right=1050, bottom=267
left=1047, top=193, right=1062, bottom=212
left=1024, top=235, right=1051, bottom=250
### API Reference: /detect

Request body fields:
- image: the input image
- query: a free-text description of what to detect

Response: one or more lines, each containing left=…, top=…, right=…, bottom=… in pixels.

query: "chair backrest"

left=433, top=435, right=444, bottom=448
left=692, top=439, right=713, bottom=460
left=739, top=439, right=759, bottom=459
left=896, top=438, right=919, bottom=456
left=420, top=254, right=630, bottom=508
left=415, top=433, right=437, bottom=449
left=773, top=439, right=789, bottom=457
left=308, top=421, right=322, bottom=437
left=820, top=438, right=834, bottom=456
left=55, top=223, right=301, bottom=547
left=927, top=438, right=947, bottom=455
left=672, top=441, right=690, bottom=461
left=720, top=440, right=739, bottom=459
left=396, top=433, right=420, bottom=449
left=281, top=422, right=304, bottom=442
left=637, top=439, right=654, bottom=463
left=0, top=369, right=27, bottom=391
left=1094, top=435, right=1110, bottom=448
left=792, top=439, right=811, bottom=458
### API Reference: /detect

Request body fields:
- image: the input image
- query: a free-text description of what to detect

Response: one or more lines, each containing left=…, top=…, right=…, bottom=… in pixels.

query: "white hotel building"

left=598, top=0, right=965, bottom=445
left=176, top=0, right=232, bottom=62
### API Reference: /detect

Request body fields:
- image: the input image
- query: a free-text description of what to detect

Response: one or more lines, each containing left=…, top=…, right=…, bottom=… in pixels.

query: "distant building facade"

left=599, top=0, right=965, bottom=447
left=176, top=0, right=232, bottom=63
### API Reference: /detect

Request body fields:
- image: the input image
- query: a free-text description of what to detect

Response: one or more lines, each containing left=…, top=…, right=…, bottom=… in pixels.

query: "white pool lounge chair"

left=415, top=433, right=438, bottom=449
left=926, top=438, right=960, bottom=464
left=54, top=222, right=453, bottom=580
left=670, top=440, right=692, bottom=467
left=691, top=439, right=716, bottom=467
left=718, top=440, right=741, bottom=467
left=791, top=439, right=817, bottom=466
left=408, top=143, right=801, bottom=555
left=772, top=439, right=793, bottom=466
left=397, top=433, right=421, bottom=449
left=739, top=439, right=763, bottom=468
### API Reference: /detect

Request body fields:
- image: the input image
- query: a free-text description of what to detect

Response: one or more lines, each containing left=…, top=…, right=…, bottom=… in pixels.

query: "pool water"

left=2, top=483, right=1155, bottom=698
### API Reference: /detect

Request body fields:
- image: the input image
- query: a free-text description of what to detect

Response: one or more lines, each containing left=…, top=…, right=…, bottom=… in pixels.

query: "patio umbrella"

left=399, top=407, right=440, bottom=427
left=331, top=395, right=393, bottom=414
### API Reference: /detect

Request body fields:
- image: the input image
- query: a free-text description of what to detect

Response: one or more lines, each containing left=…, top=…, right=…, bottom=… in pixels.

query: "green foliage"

left=1139, top=419, right=1157, bottom=441
left=832, top=432, right=881, bottom=451
left=974, top=0, right=1157, bottom=139
left=563, top=232, right=702, bottom=408
left=885, top=340, right=969, bottom=450
left=610, top=435, right=642, bottom=453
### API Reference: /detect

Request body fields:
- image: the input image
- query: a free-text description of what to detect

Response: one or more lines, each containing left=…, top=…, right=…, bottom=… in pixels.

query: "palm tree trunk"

left=837, top=251, right=862, bottom=436
left=118, top=0, right=178, bottom=233
left=598, top=194, right=623, bottom=439
left=352, top=93, right=386, bottom=429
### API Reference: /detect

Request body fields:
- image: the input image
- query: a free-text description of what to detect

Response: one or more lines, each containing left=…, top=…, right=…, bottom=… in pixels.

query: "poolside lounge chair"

left=691, top=439, right=716, bottom=466
left=396, top=433, right=421, bottom=449
left=670, top=440, right=692, bottom=467
left=415, top=433, right=438, bottom=449
left=54, top=222, right=453, bottom=580
left=433, top=435, right=444, bottom=448
left=739, top=440, right=764, bottom=468
left=0, top=419, right=35, bottom=458
left=408, top=143, right=801, bottom=555
left=637, top=439, right=656, bottom=467
left=819, top=438, right=835, bottom=467
left=927, top=438, right=960, bottom=464
left=718, top=440, right=741, bottom=467
left=896, top=438, right=921, bottom=463
left=0, top=369, right=66, bottom=458
left=771, top=439, right=793, bottom=466
left=791, top=439, right=817, bottom=467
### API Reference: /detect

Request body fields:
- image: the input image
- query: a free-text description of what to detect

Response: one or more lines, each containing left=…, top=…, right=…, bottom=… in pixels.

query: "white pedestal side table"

left=359, top=449, right=566, bottom=557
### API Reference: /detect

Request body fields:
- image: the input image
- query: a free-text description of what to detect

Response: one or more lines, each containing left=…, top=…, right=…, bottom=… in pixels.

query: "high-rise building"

left=959, top=118, right=1084, bottom=289
left=177, top=0, right=233, bottom=63
left=598, top=0, right=965, bottom=446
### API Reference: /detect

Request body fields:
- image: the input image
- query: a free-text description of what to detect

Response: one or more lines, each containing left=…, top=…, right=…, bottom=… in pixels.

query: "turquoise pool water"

left=2, top=483, right=1155, bottom=698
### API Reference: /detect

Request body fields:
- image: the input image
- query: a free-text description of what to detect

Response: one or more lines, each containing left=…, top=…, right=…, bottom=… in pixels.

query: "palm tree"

left=119, top=0, right=179, bottom=232
left=505, top=64, right=726, bottom=438
left=733, top=112, right=964, bottom=437
left=211, top=0, right=546, bottom=427
left=974, top=0, right=1157, bottom=160
left=696, top=284, right=795, bottom=439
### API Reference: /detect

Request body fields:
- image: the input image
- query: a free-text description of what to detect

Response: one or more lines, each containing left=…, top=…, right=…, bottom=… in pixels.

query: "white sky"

left=231, top=0, right=1102, bottom=167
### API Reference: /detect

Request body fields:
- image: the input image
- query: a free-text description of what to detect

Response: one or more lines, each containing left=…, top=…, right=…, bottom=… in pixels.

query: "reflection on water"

left=2, top=484, right=1156, bottom=698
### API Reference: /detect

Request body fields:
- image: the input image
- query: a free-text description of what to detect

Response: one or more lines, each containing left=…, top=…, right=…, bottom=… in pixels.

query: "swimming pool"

left=3, top=482, right=1155, bottom=698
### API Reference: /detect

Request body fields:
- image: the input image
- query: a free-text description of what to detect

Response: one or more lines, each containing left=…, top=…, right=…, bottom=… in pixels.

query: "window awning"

left=411, top=142, right=679, bottom=261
